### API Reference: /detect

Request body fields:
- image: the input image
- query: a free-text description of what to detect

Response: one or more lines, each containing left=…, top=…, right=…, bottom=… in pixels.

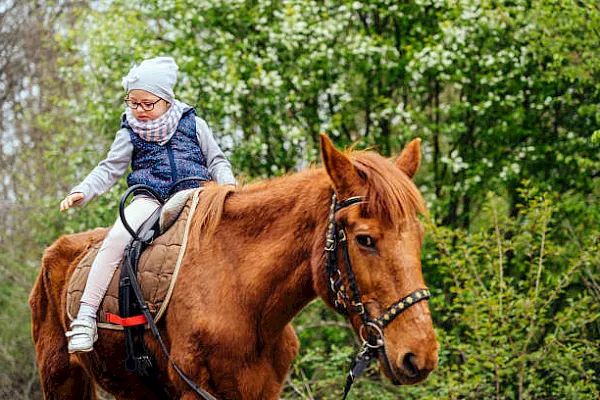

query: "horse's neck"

left=222, top=169, right=331, bottom=334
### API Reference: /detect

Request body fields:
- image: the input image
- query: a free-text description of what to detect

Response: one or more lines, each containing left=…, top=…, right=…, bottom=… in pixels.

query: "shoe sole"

left=67, top=335, right=98, bottom=354
left=68, top=346, right=94, bottom=354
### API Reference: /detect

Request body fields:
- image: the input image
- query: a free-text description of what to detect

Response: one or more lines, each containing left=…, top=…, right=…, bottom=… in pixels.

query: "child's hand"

left=60, top=192, right=84, bottom=212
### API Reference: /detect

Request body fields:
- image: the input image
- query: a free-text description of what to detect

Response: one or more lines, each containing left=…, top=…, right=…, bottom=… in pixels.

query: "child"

left=61, top=56, right=236, bottom=353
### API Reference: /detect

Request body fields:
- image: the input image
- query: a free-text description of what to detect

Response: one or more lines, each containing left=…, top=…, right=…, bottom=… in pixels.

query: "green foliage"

left=3, top=0, right=600, bottom=398
left=418, top=189, right=599, bottom=399
left=53, top=0, right=600, bottom=228
left=287, top=189, right=600, bottom=398
left=0, top=278, right=38, bottom=398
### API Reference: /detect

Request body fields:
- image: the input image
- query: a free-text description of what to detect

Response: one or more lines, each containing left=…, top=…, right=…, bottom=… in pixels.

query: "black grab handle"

left=167, top=177, right=207, bottom=198
left=119, top=184, right=165, bottom=241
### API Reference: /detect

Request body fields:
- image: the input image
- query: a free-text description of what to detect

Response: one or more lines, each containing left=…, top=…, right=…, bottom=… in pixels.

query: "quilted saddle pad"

left=66, top=189, right=201, bottom=330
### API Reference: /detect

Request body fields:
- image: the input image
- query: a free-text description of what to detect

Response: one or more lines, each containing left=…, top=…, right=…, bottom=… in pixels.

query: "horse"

left=29, top=134, right=439, bottom=399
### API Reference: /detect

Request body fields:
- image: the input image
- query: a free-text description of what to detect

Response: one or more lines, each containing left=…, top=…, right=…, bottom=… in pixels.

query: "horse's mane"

left=192, top=182, right=236, bottom=238
left=192, top=149, right=426, bottom=238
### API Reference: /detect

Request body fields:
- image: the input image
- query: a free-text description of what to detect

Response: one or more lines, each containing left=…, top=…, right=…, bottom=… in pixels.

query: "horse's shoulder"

left=43, top=228, right=107, bottom=265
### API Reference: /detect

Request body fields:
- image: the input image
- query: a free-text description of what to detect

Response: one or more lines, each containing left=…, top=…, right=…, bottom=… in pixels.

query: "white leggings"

left=79, top=196, right=161, bottom=311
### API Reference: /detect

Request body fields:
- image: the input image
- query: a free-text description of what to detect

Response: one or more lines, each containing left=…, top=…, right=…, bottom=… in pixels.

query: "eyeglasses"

left=124, top=98, right=163, bottom=111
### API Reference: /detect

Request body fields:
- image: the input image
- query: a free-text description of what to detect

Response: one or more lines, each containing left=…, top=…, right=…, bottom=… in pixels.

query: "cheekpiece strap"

left=325, top=193, right=364, bottom=316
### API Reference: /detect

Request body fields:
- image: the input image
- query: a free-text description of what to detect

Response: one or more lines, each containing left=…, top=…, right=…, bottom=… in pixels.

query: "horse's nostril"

left=402, top=353, right=419, bottom=377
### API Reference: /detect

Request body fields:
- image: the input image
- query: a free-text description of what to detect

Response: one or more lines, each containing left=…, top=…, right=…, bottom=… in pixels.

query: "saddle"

left=66, top=188, right=202, bottom=330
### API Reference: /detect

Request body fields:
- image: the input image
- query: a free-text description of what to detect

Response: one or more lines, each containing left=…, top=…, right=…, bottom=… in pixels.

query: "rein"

left=324, top=193, right=431, bottom=399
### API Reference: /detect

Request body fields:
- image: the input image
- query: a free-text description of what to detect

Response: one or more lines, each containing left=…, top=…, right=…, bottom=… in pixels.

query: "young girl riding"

left=60, top=56, right=236, bottom=353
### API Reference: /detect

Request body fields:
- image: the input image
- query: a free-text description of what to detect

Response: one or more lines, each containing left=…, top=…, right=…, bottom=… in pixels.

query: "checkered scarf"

left=125, top=100, right=185, bottom=145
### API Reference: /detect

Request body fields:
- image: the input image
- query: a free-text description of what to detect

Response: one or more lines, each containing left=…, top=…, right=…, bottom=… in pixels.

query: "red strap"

left=106, top=313, right=148, bottom=327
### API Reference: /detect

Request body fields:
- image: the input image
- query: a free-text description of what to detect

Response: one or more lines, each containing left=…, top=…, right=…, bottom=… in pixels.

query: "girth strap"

left=119, top=226, right=154, bottom=374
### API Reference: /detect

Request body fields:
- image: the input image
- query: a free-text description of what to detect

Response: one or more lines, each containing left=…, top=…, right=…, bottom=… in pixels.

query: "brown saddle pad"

left=66, top=189, right=201, bottom=330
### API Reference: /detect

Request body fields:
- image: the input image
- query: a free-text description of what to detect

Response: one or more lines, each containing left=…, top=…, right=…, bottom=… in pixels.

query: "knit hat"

left=121, top=56, right=178, bottom=103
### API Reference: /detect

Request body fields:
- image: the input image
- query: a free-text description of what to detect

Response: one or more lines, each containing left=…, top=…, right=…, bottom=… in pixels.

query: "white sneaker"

left=66, top=317, right=98, bottom=353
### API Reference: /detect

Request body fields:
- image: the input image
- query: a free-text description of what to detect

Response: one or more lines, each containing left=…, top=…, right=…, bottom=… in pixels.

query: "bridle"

left=324, top=193, right=431, bottom=399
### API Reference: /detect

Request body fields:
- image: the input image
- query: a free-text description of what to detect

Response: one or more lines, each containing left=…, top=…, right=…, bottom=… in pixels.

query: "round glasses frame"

left=124, top=98, right=163, bottom=111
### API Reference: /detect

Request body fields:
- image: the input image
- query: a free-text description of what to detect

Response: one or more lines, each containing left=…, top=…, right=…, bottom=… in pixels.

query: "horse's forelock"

left=352, top=152, right=427, bottom=226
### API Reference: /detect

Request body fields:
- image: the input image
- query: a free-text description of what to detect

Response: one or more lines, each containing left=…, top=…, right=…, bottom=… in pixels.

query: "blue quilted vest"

left=123, top=107, right=210, bottom=200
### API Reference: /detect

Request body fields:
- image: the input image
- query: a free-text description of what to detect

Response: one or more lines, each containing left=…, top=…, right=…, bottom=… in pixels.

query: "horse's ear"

left=320, top=133, right=361, bottom=195
left=395, top=138, right=422, bottom=179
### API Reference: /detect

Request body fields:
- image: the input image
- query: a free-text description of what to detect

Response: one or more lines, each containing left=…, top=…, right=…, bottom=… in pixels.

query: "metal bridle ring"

left=359, top=322, right=385, bottom=349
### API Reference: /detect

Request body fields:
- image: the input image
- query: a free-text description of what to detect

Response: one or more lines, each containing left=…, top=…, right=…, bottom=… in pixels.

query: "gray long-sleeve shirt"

left=71, top=116, right=236, bottom=206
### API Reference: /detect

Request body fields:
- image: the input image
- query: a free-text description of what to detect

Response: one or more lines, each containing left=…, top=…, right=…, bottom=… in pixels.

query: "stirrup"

left=66, top=318, right=98, bottom=353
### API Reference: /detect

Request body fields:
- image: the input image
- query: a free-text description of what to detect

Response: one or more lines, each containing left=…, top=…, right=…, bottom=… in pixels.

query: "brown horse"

left=29, top=134, right=438, bottom=399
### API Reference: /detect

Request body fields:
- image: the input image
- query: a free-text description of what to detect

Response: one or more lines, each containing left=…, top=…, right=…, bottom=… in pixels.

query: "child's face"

left=126, top=89, right=170, bottom=121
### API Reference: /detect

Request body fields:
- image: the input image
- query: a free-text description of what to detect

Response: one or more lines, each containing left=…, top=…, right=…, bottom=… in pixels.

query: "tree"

left=0, top=1, right=87, bottom=397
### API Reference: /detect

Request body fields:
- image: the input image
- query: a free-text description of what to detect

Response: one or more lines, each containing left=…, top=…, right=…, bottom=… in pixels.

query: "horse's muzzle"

left=384, top=345, right=439, bottom=385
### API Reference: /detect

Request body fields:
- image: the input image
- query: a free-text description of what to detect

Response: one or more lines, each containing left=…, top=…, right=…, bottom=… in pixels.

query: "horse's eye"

left=356, top=234, right=375, bottom=248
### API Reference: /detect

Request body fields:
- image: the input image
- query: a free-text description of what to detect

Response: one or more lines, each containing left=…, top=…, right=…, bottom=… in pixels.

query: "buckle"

left=324, top=238, right=336, bottom=251
left=351, top=301, right=365, bottom=315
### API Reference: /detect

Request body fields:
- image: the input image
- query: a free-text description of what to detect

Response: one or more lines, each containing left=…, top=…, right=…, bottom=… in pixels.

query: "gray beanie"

left=121, top=56, right=178, bottom=103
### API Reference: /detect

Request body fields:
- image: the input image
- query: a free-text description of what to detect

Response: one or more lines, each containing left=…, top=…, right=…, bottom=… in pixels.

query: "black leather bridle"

left=324, top=193, right=431, bottom=399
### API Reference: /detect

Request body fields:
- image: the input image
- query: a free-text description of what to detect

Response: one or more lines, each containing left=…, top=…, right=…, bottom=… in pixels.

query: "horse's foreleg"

left=209, top=325, right=299, bottom=400
left=34, top=338, right=96, bottom=400
left=234, top=324, right=300, bottom=400
left=43, top=362, right=97, bottom=400
left=30, top=256, right=97, bottom=399
left=32, top=308, right=97, bottom=399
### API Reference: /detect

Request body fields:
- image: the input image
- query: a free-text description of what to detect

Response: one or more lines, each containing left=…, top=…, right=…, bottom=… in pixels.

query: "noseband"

left=324, top=193, right=431, bottom=399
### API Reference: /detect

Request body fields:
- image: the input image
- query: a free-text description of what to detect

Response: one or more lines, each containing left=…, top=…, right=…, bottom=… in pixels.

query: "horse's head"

left=319, top=134, right=438, bottom=385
